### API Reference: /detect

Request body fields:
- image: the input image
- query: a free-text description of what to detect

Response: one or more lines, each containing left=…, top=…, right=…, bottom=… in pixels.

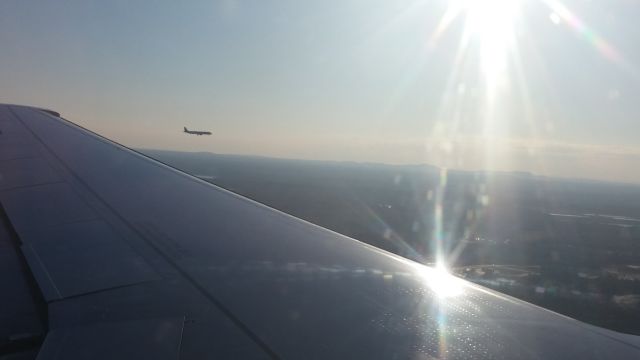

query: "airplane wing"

left=0, top=104, right=639, bottom=359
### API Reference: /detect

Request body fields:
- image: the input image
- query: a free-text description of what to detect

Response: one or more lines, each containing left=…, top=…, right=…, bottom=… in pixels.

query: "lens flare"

left=544, top=0, right=624, bottom=65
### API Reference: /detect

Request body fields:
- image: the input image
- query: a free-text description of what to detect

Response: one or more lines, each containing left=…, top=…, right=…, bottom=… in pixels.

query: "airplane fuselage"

left=184, top=127, right=212, bottom=136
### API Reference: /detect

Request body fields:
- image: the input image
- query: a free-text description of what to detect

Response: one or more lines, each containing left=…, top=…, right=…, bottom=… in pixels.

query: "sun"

left=430, top=0, right=523, bottom=140
left=464, top=0, right=520, bottom=80
left=434, top=0, right=521, bottom=91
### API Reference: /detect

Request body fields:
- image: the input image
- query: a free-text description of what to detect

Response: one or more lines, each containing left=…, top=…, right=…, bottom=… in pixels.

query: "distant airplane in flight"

left=183, top=127, right=212, bottom=136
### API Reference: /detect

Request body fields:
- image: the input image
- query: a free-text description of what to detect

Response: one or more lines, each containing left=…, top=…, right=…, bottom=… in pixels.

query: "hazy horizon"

left=2, top=0, right=640, bottom=184
left=140, top=147, right=640, bottom=187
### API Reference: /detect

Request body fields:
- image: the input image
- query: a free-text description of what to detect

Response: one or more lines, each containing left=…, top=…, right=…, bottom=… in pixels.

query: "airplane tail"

left=184, top=127, right=188, bottom=132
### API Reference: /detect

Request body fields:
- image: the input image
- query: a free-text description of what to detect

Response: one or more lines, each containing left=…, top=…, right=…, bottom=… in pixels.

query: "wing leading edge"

left=0, top=104, right=639, bottom=359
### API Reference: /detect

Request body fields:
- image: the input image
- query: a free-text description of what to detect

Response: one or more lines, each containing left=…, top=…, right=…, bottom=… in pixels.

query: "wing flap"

left=36, top=318, right=184, bottom=360
left=21, top=220, right=159, bottom=300
left=20, top=242, right=63, bottom=301
left=0, top=143, right=40, bottom=161
left=0, top=183, right=98, bottom=235
left=0, top=157, right=61, bottom=191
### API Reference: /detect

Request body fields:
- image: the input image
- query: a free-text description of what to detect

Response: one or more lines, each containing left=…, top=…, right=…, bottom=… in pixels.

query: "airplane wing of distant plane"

left=1, top=104, right=639, bottom=359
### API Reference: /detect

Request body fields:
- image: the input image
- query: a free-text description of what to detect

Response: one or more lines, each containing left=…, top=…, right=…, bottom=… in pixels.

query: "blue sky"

left=1, top=0, right=639, bottom=183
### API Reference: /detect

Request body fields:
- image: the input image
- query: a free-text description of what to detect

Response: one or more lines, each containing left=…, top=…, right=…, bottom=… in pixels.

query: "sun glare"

left=430, top=0, right=524, bottom=141
left=436, top=0, right=521, bottom=81
left=462, top=0, right=519, bottom=82
left=422, top=263, right=464, bottom=298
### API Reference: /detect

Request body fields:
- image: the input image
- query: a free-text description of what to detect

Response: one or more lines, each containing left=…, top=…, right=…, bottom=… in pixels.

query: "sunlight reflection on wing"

left=417, top=262, right=464, bottom=298
left=421, top=265, right=460, bottom=356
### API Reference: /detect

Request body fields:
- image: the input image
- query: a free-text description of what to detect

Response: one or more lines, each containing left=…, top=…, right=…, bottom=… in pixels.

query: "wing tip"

left=0, top=103, right=61, bottom=118
left=37, top=108, right=61, bottom=117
